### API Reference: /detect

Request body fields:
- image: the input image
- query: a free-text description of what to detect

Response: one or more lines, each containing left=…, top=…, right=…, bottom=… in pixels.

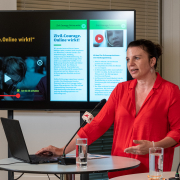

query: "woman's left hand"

left=124, top=140, right=153, bottom=155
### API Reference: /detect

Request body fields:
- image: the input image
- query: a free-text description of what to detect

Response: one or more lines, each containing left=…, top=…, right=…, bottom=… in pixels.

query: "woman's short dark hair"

left=127, top=39, right=162, bottom=69
left=3, top=56, right=27, bottom=81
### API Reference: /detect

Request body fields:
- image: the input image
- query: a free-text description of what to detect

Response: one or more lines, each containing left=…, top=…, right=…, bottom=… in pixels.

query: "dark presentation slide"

left=0, top=12, right=48, bottom=102
left=0, top=11, right=134, bottom=110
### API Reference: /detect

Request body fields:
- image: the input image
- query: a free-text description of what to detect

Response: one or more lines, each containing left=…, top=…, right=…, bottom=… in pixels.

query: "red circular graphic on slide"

left=16, top=93, right=21, bottom=99
left=95, top=34, right=104, bottom=43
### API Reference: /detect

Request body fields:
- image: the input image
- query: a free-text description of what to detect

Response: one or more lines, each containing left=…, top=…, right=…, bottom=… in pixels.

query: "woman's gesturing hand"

left=124, top=140, right=153, bottom=155
left=35, top=145, right=64, bottom=156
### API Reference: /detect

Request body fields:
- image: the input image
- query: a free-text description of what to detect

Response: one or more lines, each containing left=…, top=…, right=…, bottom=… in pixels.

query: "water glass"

left=149, top=147, right=164, bottom=179
left=76, top=138, right=88, bottom=168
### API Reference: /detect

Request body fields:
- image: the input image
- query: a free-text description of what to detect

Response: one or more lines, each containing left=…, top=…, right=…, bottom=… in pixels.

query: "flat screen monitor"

left=0, top=10, right=135, bottom=110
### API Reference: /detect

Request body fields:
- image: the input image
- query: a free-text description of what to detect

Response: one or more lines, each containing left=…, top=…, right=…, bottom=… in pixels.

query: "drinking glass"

left=149, top=147, right=164, bottom=179
left=76, top=138, right=88, bottom=168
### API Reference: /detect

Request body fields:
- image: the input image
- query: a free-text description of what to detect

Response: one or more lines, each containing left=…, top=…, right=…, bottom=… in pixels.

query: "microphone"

left=58, top=99, right=106, bottom=165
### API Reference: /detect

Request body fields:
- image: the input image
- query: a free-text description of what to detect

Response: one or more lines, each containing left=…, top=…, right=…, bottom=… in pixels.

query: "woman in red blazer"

left=37, top=39, right=180, bottom=179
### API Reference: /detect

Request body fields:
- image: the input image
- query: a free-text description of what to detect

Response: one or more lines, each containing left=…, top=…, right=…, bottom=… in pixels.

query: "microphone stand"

left=58, top=121, right=86, bottom=165
left=58, top=99, right=106, bottom=165
left=169, top=162, right=180, bottom=180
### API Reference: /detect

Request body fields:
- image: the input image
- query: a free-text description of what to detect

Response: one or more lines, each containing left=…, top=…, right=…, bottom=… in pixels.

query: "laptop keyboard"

left=29, top=154, right=59, bottom=164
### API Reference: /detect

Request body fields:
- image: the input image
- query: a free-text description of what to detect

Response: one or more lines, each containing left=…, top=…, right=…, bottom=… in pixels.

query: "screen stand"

left=7, top=110, right=14, bottom=180
left=60, top=174, right=75, bottom=180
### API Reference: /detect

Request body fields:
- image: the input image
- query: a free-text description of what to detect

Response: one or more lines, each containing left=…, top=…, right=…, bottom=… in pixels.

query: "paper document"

left=66, top=153, right=109, bottom=160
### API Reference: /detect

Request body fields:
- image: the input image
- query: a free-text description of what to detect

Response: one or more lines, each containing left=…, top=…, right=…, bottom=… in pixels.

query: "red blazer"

left=78, top=73, right=180, bottom=179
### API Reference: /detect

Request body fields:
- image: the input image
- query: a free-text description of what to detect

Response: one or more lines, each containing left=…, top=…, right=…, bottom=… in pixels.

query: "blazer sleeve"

left=77, top=84, right=120, bottom=145
left=166, top=85, right=180, bottom=147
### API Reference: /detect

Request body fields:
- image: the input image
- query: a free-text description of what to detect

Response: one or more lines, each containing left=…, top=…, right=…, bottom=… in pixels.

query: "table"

left=0, top=156, right=140, bottom=180
left=111, top=171, right=176, bottom=180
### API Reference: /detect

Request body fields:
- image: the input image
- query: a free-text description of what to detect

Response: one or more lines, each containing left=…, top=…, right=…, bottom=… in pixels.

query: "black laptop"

left=1, top=117, right=60, bottom=164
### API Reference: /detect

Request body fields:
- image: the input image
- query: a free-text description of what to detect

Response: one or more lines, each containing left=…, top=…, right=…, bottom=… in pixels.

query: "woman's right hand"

left=36, top=134, right=80, bottom=156
left=35, top=145, right=64, bottom=156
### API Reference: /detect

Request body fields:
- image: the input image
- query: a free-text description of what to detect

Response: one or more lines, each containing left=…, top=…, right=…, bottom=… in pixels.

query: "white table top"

left=111, top=171, right=176, bottom=180
left=0, top=156, right=140, bottom=174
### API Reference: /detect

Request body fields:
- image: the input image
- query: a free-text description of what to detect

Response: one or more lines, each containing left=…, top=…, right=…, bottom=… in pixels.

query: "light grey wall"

left=162, top=0, right=180, bottom=171
left=162, top=0, right=180, bottom=86
left=0, top=0, right=16, bottom=10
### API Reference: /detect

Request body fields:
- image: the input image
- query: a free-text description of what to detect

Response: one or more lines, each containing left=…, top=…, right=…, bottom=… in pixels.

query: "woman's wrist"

left=55, top=147, right=64, bottom=156
left=150, top=137, right=177, bottom=149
